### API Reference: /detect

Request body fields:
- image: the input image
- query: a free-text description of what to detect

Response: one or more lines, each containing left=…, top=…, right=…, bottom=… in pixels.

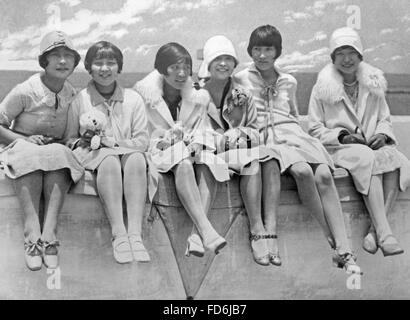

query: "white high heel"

left=185, top=234, right=205, bottom=257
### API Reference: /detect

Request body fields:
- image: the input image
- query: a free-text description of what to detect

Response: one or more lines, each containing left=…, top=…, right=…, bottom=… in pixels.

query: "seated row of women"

left=0, top=25, right=408, bottom=277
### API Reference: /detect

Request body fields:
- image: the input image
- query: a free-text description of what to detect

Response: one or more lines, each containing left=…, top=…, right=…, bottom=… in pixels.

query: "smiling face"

left=163, top=60, right=191, bottom=90
left=44, top=47, right=76, bottom=80
left=209, top=54, right=236, bottom=81
left=90, top=57, right=119, bottom=90
left=333, top=46, right=361, bottom=76
left=251, top=46, right=277, bottom=72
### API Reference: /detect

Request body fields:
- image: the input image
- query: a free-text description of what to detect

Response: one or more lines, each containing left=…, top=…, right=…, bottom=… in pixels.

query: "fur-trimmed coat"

left=308, top=62, right=395, bottom=145
left=308, top=62, right=410, bottom=194
left=134, top=70, right=229, bottom=182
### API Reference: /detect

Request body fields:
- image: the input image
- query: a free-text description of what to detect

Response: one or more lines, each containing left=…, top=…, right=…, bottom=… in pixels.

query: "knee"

left=262, top=159, right=280, bottom=175
left=315, top=167, right=334, bottom=187
left=99, top=156, right=121, bottom=175
left=176, top=159, right=194, bottom=176
left=290, top=163, right=313, bottom=180
left=124, top=153, right=147, bottom=172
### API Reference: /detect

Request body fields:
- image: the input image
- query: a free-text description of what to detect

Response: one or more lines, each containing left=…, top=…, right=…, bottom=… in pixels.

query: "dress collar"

left=34, top=73, right=76, bottom=108
left=87, top=80, right=124, bottom=106
left=248, top=62, right=286, bottom=84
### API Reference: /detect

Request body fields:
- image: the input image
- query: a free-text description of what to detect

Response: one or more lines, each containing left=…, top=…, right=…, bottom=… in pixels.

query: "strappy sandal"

left=42, top=240, right=60, bottom=269
left=112, top=234, right=133, bottom=264
left=24, top=240, right=43, bottom=271
left=265, top=234, right=282, bottom=266
left=378, top=234, right=404, bottom=257
left=128, top=234, right=151, bottom=262
left=249, top=234, right=270, bottom=266
left=332, top=251, right=362, bottom=275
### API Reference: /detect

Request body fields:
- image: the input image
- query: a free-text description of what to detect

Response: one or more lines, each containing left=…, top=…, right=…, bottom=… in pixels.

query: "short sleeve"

left=0, top=85, right=26, bottom=127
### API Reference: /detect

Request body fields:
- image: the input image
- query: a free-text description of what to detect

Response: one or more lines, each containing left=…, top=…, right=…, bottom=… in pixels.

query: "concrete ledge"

left=1, top=166, right=410, bottom=299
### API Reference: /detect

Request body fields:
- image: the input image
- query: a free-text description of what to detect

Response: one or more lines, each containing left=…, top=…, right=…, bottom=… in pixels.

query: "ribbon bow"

left=261, top=84, right=278, bottom=100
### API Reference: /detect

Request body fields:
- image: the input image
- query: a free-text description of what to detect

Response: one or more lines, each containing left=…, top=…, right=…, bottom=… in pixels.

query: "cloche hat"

left=198, top=35, right=238, bottom=79
left=329, top=27, right=363, bottom=56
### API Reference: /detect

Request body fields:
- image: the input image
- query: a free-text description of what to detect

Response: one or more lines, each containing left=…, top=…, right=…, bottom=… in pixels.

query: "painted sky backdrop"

left=0, top=0, right=409, bottom=73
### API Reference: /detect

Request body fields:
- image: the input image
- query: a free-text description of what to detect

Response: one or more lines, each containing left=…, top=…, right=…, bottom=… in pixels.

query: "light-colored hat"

left=198, top=35, right=238, bottom=79
left=39, top=30, right=79, bottom=56
left=329, top=27, right=363, bottom=56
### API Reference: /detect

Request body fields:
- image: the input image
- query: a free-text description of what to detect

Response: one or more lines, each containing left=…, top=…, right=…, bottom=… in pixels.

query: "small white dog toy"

left=79, top=109, right=108, bottom=150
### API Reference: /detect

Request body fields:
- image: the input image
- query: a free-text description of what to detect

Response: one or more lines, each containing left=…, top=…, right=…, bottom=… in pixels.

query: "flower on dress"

left=226, top=87, right=248, bottom=114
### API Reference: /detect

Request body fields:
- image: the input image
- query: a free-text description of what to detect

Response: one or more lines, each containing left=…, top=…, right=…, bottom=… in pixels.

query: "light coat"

left=204, top=79, right=277, bottom=175
left=308, top=62, right=410, bottom=194
left=134, top=70, right=229, bottom=182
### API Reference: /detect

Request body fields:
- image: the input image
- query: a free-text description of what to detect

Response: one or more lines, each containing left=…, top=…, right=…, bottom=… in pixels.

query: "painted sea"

left=1, top=70, right=409, bottom=115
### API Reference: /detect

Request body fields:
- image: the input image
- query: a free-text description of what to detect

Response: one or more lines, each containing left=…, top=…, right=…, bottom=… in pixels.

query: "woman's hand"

left=367, top=133, right=388, bottom=150
left=187, top=142, right=203, bottom=157
left=236, top=136, right=248, bottom=149
left=26, top=135, right=46, bottom=145
left=340, top=133, right=367, bottom=145
left=100, top=136, right=117, bottom=148
left=156, top=139, right=171, bottom=151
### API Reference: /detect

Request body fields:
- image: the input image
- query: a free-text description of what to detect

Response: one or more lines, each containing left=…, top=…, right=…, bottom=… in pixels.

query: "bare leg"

left=13, top=171, right=43, bottom=244
left=41, top=169, right=71, bottom=242
left=362, top=174, right=393, bottom=242
left=172, top=160, right=223, bottom=246
left=122, top=153, right=147, bottom=236
left=261, top=159, right=281, bottom=235
left=383, top=170, right=400, bottom=215
left=189, top=164, right=218, bottom=237
left=195, top=164, right=218, bottom=217
left=288, top=162, right=333, bottom=243
left=313, top=164, right=351, bottom=253
left=240, top=161, right=263, bottom=234
left=122, top=152, right=150, bottom=261
left=96, top=156, right=127, bottom=238
left=366, top=170, right=399, bottom=243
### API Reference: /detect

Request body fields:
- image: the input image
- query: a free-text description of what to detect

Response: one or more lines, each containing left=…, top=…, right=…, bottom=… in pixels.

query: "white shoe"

left=128, top=234, right=151, bottom=262
left=185, top=234, right=205, bottom=257
left=112, top=235, right=133, bottom=264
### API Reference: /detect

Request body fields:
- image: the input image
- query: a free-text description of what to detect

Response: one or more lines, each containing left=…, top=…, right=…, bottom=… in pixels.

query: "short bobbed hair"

left=154, top=42, right=192, bottom=76
left=39, top=47, right=81, bottom=69
left=247, top=25, right=282, bottom=59
left=84, top=41, right=123, bottom=73
left=330, top=45, right=363, bottom=63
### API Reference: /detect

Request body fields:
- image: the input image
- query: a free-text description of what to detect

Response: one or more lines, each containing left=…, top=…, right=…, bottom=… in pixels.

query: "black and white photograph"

left=0, top=0, right=409, bottom=303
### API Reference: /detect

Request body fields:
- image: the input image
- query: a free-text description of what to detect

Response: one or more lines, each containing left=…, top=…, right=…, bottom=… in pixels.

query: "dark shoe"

left=379, top=235, right=404, bottom=257
left=42, top=240, right=60, bottom=269
left=363, top=231, right=378, bottom=255
left=249, top=234, right=270, bottom=266
left=332, top=251, right=362, bottom=275
left=265, top=234, right=282, bottom=266
left=24, top=240, right=43, bottom=271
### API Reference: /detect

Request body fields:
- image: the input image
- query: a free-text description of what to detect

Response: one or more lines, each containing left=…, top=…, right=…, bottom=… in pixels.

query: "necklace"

left=344, top=81, right=359, bottom=105
left=343, top=80, right=358, bottom=87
